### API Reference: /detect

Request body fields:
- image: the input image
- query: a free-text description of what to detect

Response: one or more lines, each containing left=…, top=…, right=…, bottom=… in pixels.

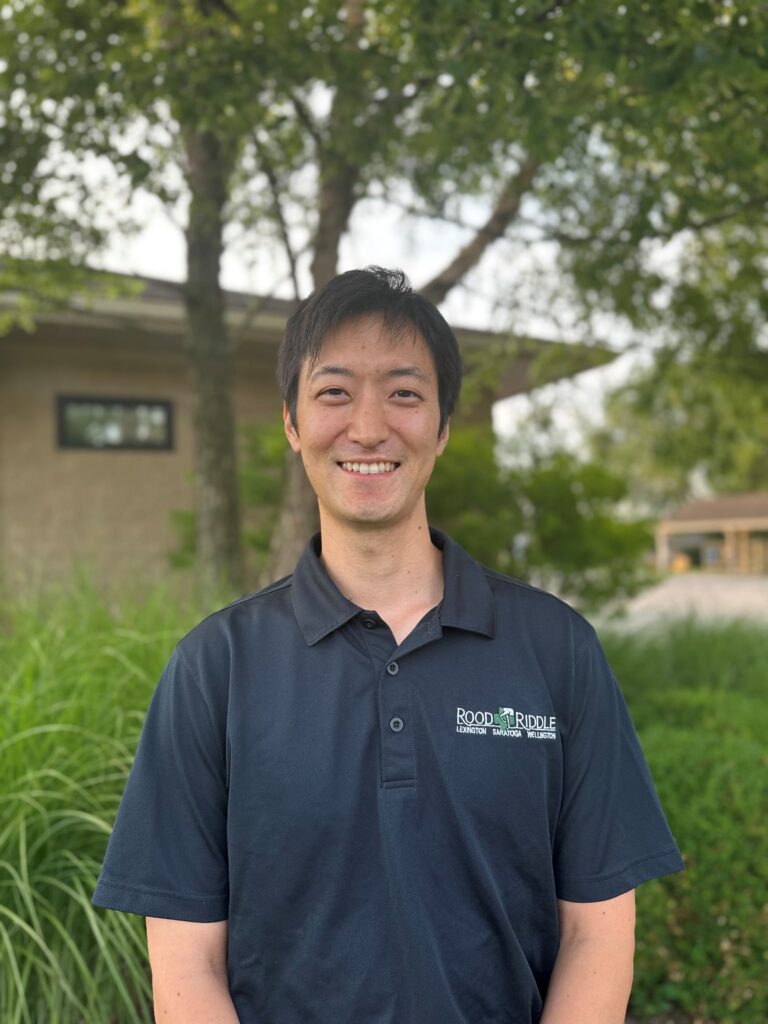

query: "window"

left=57, top=396, right=174, bottom=451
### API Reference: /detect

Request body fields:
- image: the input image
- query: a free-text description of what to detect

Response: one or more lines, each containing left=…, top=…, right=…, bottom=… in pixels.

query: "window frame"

left=56, top=394, right=175, bottom=452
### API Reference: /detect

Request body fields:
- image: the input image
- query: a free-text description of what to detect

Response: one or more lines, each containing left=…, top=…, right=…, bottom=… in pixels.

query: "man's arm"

left=146, top=918, right=240, bottom=1023
left=539, top=890, right=635, bottom=1024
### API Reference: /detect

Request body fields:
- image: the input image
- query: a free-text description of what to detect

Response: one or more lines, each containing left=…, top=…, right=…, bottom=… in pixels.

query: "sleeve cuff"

left=556, top=847, right=685, bottom=903
left=92, top=877, right=228, bottom=922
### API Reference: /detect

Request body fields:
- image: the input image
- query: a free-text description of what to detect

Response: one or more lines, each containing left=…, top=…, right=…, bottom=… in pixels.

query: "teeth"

left=341, top=461, right=397, bottom=474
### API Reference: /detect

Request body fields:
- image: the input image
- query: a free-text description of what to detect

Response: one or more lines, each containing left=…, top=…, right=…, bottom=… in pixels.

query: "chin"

left=346, top=510, right=397, bottom=526
left=323, top=502, right=399, bottom=528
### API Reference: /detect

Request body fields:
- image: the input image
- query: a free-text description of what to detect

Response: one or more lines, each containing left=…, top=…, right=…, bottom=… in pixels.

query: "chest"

left=224, top=629, right=565, bottom=848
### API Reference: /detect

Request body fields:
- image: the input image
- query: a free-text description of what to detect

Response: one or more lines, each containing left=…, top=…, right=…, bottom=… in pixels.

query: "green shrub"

left=428, top=428, right=655, bottom=610
left=604, top=620, right=768, bottom=1023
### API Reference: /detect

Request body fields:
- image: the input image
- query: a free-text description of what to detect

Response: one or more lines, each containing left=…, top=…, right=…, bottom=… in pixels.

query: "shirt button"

left=362, top=618, right=376, bottom=629
left=386, top=662, right=399, bottom=676
left=389, top=716, right=404, bottom=733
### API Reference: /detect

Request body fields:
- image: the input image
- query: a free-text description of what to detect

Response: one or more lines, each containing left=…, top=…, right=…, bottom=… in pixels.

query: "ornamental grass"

left=0, top=581, right=198, bottom=1023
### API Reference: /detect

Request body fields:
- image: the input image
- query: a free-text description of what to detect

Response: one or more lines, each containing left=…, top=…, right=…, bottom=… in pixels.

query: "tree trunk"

left=263, top=453, right=319, bottom=582
left=266, top=156, right=358, bottom=579
left=183, top=128, right=244, bottom=600
left=264, top=1, right=375, bottom=581
left=310, top=161, right=358, bottom=287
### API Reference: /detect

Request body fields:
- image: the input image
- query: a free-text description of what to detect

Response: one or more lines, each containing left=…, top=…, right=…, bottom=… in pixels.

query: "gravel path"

left=617, top=573, right=768, bottom=629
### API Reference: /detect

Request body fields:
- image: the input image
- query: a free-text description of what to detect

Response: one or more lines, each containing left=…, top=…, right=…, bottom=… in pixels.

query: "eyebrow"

left=308, top=364, right=431, bottom=384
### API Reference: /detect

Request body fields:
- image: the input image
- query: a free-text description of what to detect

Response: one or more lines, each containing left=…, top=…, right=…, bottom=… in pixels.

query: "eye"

left=317, top=387, right=348, bottom=399
left=393, top=388, right=420, bottom=400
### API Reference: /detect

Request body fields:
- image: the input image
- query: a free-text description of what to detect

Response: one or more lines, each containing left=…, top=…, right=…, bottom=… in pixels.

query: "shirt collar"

left=291, top=527, right=496, bottom=646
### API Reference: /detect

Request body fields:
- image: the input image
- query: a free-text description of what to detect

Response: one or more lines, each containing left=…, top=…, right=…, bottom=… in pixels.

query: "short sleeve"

left=92, top=647, right=229, bottom=921
left=553, top=628, right=684, bottom=902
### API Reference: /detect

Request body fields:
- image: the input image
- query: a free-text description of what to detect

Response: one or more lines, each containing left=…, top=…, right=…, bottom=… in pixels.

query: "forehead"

left=303, top=315, right=438, bottom=379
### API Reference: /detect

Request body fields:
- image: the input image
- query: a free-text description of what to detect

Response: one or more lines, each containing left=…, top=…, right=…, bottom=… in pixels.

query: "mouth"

left=338, top=460, right=400, bottom=475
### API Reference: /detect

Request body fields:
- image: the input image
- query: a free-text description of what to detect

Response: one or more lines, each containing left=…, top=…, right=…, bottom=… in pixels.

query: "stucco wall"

left=0, top=321, right=280, bottom=593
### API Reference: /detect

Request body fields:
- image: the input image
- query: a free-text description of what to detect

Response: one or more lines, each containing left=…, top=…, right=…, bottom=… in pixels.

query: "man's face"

left=284, top=315, right=449, bottom=533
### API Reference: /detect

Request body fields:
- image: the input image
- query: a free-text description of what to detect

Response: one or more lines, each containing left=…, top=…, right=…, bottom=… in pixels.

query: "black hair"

left=276, top=266, right=462, bottom=434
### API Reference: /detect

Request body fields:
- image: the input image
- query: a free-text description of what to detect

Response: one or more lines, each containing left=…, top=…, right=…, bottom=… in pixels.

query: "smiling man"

left=93, top=267, right=684, bottom=1024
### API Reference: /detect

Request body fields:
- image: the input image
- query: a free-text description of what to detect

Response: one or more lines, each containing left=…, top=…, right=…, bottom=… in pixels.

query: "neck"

left=317, top=508, right=444, bottom=619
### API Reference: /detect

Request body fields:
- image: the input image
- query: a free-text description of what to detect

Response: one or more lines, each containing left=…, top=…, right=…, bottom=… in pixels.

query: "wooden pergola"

left=656, top=492, right=768, bottom=575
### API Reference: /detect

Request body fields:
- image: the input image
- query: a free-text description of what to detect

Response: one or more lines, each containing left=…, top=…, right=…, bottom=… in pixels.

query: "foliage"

left=167, top=508, right=197, bottom=571
left=603, top=620, right=768, bottom=1024
left=540, top=5, right=768, bottom=505
left=425, top=425, right=525, bottom=573
left=553, top=10, right=768, bottom=329
left=169, top=418, right=288, bottom=580
left=0, top=0, right=607, bottom=289
left=0, top=581, right=199, bottom=1023
left=8, top=2, right=765, bottom=310
left=2, top=584, right=766, bottom=1021
left=427, top=424, right=654, bottom=609
left=239, top=418, right=290, bottom=567
left=516, top=450, right=654, bottom=606
left=591, top=346, right=768, bottom=511
left=0, top=260, right=142, bottom=336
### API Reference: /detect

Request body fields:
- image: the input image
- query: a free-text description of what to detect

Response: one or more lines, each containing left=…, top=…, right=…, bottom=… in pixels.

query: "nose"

left=347, top=391, right=389, bottom=448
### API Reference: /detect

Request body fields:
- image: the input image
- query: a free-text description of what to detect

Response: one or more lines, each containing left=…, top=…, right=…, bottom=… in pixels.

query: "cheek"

left=300, top=413, right=347, bottom=454
left=400, top=416, right=443, bottom=451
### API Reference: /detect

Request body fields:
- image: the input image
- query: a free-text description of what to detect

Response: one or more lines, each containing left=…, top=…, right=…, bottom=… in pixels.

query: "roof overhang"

left=658, top=517, right=768, bottom=534
left=2, top=271, right=619, bottom=401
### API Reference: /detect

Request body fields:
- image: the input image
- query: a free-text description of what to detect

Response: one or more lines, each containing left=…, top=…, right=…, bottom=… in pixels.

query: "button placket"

left=379, top=658, right=415, bottom=786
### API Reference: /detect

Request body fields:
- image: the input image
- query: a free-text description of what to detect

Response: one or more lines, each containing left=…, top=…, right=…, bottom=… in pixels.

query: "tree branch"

left=197, top=0, right=240, bottom=23
left=289, top=92, right=325, bottom=150
left=252, top=135, right=301, bottom=300
left=344, top=0, right=364, bottom=33
left=533, top=0, right=578, bottom=24
left=420, top=159, right=539, bottom=305
left=550, top=193, right=768, bottom=249
left=674, top=194, right=768, bottom=235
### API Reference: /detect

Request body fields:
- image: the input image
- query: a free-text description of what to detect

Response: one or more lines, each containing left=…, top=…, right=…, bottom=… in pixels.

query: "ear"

left=436, top=420, right=450, bottom=457
left=283, top=402, right=301, bottom=453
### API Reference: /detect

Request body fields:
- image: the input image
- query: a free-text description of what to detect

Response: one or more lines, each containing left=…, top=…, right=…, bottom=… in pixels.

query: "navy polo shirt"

left=93, top=529, right=684, bottom=1023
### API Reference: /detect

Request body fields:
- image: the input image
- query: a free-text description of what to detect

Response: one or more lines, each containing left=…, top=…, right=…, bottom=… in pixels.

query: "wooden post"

left=655, top=525, right=671, bottom=572
left=723, top=526, right=736, bottom=573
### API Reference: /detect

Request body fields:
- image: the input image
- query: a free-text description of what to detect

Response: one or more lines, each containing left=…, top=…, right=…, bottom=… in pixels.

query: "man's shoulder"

left=175, top=571, right=297, bottom=662
left=214, top=571, right=295, bottom=617
left=479, top=563, right=596, bottom=646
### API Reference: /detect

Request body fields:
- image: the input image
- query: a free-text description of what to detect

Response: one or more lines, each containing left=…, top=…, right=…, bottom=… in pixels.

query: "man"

left=93, top=267, right=684, bottom=1023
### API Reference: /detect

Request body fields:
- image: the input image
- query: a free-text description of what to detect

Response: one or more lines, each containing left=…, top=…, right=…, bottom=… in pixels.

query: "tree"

left=6, top=1, right=762, bottom=594
left=427, top=423, right=653, bottom=609
left=2, top=0, right=295, bottom=596
left=589, top=345, right=768, bottom=513
left=0, top=1, right=642, bottom=592
left=538, top=5, right=768, bottom=504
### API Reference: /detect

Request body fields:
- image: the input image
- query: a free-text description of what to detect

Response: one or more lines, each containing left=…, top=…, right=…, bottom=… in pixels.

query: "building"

left=0, top=274, right=613, bottom=592
left=656, top=493, right=768, bottom=575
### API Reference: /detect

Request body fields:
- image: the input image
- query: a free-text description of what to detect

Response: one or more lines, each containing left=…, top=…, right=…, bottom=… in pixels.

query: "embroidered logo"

left=456, top=705, right=557, bottom=740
